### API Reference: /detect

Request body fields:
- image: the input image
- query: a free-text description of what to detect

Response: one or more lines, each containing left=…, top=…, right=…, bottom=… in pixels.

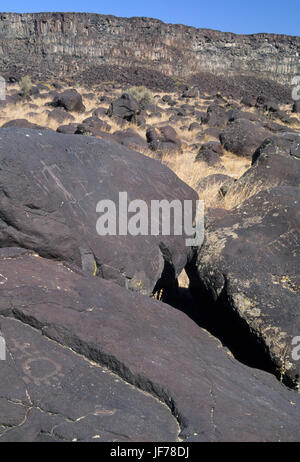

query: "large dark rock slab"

left=0, top=290, right=178, bottom=440
left=187, top=186, right=300, bottom=387
left=0, top=128, right=196, bottom=296
left=1, top=249, right=300, bottom=441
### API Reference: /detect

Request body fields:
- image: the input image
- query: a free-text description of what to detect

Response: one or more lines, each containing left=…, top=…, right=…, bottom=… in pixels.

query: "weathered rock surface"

left=56, top=123, right=79, bottom=134
left=219, top=118, right=271, bottom=158
left=224, top=132, right=300, bottom=197
left=112, top=129, right=148, bottom=151
left=202, top=104, right=231, bottom=128
left=1, top=119, right=46, bottom=130
left=0, top=13, right=299, bottom=86
left=146, top=125, right=182, bottom=153
left=47, top=107, right=75, bottom=124
left=252, top=131, right=300, bottom=161
left=0, top=128, right=196, bottom=296
left=187, top=186, right=300, bottom=387
left=195, top=141, right=224, bottom=165
left=0, top=255, right=178, bottom=442
left=1, top=249, right=300, bottom=442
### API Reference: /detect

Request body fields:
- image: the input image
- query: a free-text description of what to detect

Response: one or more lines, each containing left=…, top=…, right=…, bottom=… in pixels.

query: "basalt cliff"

left=0, top=12, right=299, bottom=86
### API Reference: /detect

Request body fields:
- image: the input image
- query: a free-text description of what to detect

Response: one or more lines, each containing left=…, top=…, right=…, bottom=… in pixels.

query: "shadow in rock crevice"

left=163, top=280, right=296, bottom=389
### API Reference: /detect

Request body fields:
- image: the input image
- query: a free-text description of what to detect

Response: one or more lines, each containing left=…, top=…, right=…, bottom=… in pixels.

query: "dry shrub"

left=126, top=86, right=154, bottom=106
left=19, top=75, right=32, bottom=97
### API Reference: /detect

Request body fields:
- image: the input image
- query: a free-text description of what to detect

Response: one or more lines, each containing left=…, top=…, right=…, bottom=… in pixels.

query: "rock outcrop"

left=0, top=13, right=299, bottom=86
left=0, top=127, right=197, bottom=296
left=187, top=186, right=300, bottom=387
left=1, top=248, right=300, bottom=441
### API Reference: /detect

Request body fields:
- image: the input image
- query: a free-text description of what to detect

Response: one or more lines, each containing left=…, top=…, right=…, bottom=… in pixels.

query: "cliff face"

left=0, top=12, right=299, bottom=85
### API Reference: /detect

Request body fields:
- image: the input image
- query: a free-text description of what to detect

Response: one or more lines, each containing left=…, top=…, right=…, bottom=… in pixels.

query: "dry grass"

left=1, top=82, right=296, bottom=214
left=221, top=179, right=279, bottom=209
left=178, top=269, right=190, bottom=288
left=145, top=147, right=250, bottom=208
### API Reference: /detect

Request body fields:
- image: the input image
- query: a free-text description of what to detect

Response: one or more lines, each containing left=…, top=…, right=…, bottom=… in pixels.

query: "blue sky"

left=1, top=0, right=299, bottom=36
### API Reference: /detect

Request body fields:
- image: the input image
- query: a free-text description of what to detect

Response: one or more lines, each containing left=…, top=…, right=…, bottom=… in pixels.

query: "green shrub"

left=126, top=86, right=154, bottom=107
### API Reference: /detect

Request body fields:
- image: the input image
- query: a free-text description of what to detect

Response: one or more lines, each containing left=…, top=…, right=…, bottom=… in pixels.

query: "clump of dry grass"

left=147, top=147, right=250, bottom=208
left=126, top=86, right=154, bottom=106
left=221, top=179, right=279, bottom=210
left=19, top=75, right=32, bottom=97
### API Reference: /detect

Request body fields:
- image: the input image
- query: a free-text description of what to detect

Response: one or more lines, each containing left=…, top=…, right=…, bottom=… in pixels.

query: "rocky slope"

left=0, top=40, right=299, bottom=441
left=0, top=12, right=299, bottom=86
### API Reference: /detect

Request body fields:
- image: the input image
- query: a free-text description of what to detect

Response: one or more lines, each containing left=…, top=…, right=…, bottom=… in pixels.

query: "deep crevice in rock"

left=165, top=270, right=297, bottom=390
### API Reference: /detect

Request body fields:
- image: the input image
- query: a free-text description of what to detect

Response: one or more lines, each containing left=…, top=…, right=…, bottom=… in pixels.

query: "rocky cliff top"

left=0, top=12, right=299, bottom=87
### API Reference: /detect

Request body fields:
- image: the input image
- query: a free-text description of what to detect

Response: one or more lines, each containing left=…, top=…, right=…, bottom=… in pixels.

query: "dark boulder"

left=81, top=116, right=111, bottom=131
left=56, top=123, right=79, bottom=134
left=47, top=107, right=75, bottom=124
left=227, top=109, right=262, bottom=123
left=161, top=95, right=173, bottom=104
left=146, top=125, right=182, bottom=153
left=75, top=116, right=111, bottom=136
left=51, top=81, right=63, bottom=90
left=195, top=150, right=222, bottom=167
left=263, top=121, right=290, bottom=133
left=223, top=132, right=300, bottom=200
left=107, top=93, right=140, bottom=122
left=146, top=126, right=182, bottom=154
left=112, top=129, right=148, bottom=152
left=252, top=131, right=300, bottom=162
left=219, top=118, right=271, bottom=158
left=0, top=251, right=178, bottom=442
left=0, top=128, right=196, bottom=296
left=50, top=89, right=86, bottom=113
left=92, top=107, right=107, bottom=118
left=202, top=104, right=230, bottom=128
left=275, top=110, right=295, bottom=125
left=195, top=141, right=223, bottom=165
left=203, top=127, right=221, bottom=139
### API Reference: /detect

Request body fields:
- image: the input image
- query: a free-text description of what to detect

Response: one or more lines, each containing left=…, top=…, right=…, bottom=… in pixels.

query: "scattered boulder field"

left=0, top=73, right=299, bottom=442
